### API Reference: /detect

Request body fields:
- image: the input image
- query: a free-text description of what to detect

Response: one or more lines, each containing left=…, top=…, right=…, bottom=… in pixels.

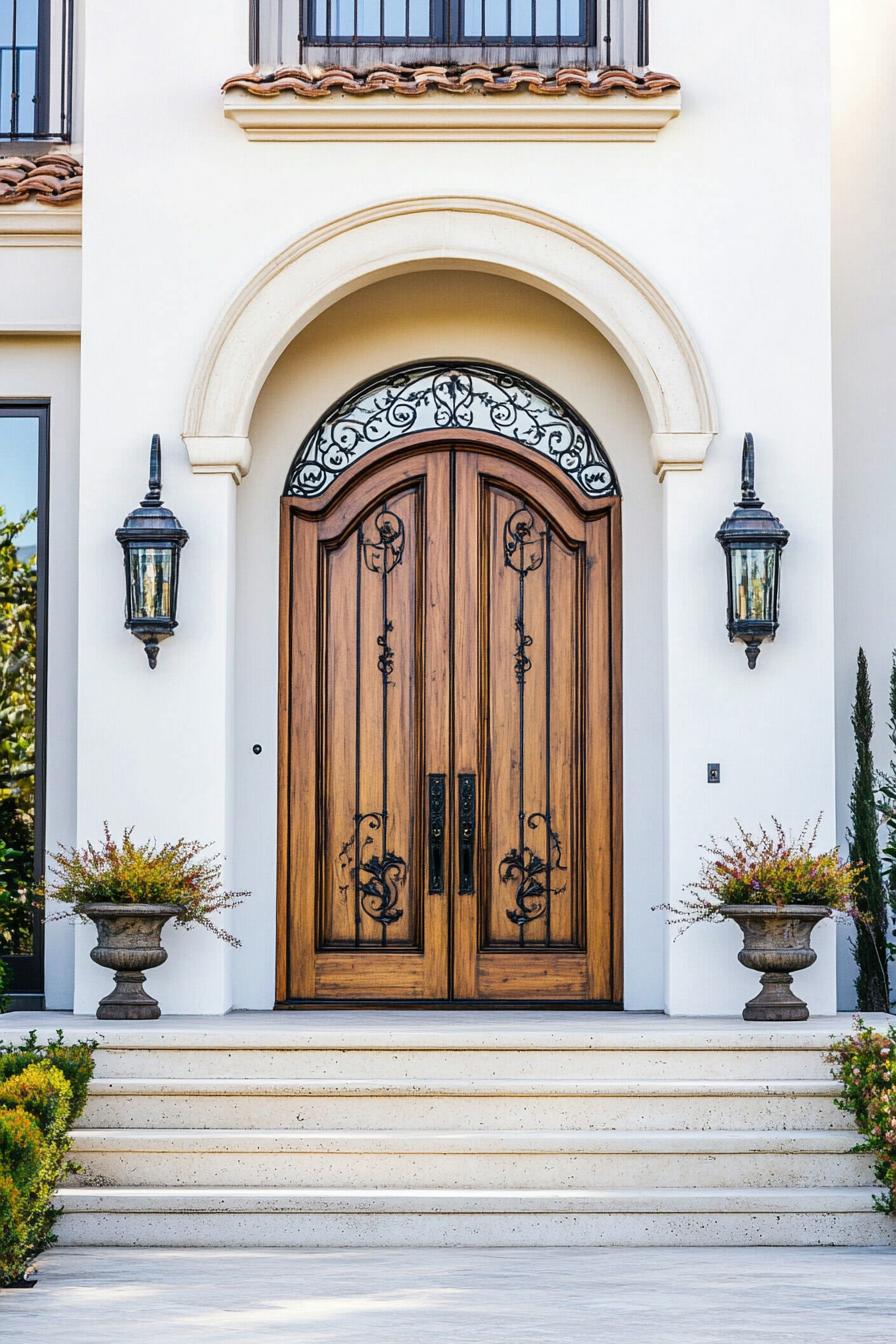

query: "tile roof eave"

left=0, top=152, right=83, bottom=207
left=222, top=63, right=681, bottom=101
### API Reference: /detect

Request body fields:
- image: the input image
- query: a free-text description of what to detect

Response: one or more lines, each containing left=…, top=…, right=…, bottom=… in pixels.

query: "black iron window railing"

left=252, top=0, right=648, bottom=68
left=1, top=0, right=73, bottom=143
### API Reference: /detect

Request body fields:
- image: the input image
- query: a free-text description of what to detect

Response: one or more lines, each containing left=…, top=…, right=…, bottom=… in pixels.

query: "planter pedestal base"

left=742, top=971, right=809, bottom=1022
left=721, top=904, right=830, bottom=1023
left=97, top=970, right=161, bottom=1021
left=83, top=903, right=183, bottom=1021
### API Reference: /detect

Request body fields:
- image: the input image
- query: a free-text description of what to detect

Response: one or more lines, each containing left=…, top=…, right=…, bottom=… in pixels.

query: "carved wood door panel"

left=278, top=443, right=620, bottom=1004
left=453, top=450, right=619, bottom=1002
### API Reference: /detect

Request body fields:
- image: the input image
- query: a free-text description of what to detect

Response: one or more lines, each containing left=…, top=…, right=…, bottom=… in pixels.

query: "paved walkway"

left=2, top=1246, right=894, bottom=1343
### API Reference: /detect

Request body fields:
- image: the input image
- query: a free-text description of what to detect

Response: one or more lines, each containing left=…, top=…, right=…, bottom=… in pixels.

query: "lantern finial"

left=740, top=432, right=757, bottom=503
left=143, top=433, right=162, bottom=507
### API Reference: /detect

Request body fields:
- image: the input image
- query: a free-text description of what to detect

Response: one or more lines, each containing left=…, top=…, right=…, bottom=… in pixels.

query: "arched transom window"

left=283, top=360, right=619, bottom=499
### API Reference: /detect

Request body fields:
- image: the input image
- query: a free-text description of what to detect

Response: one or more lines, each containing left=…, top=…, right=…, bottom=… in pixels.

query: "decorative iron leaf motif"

left=338, top=813, right=407, bottom=939
left=284, top=361, right=618, bottom=499
left=361, top=509, right=405, bottom=575
left=503, top=508, right=544, bottom=575
left=501, top=814, right=567, bottom=935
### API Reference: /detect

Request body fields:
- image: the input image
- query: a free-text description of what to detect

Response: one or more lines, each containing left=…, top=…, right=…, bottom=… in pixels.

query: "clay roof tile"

left=0, top=152, right=82, bottom=206
left=222, top=62, right=680, bottom=100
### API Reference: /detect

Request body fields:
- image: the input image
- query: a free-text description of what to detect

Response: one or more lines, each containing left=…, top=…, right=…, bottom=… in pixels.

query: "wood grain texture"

left=278, top=440, right=621, bottom=1005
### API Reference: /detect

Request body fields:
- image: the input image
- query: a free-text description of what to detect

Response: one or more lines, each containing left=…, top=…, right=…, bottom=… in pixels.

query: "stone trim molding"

left=182, top=196, right=716, bottom=482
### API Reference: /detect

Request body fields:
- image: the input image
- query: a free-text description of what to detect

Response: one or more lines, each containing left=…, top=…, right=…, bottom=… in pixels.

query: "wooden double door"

left=277, top=438, right=621, bottom=1005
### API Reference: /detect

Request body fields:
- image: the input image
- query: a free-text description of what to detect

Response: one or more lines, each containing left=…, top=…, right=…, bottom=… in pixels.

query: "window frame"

left=0, top=400, right=49, bottom=1001
left=300, top=0, right=596, bottom=55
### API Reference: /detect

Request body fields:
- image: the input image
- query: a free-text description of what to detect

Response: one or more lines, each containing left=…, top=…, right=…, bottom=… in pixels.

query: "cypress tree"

left=875, top=653, right=896, bottom=980
left=848, top=648, right=890, bottom=1011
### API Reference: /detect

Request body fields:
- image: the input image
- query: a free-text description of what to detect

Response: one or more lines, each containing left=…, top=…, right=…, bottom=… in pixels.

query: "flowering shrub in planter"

left=658, top=820, right=865, bottom=1020
left=0, top=1031, right=96, bottom=1286
left=45, top=826, right=249, bottom=1018
left=660, top=818, right=863, bottom=928
left=828, top=1019, right=896, bottom=1214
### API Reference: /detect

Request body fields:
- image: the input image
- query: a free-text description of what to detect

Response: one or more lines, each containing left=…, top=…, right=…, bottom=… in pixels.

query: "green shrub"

left=0, top=1172, right=25, bottom=1285
left=0, top=1029, right=96, bottom=1117
left=0, top=1106, right=42, bottom=1190
left=827, top=1019, right=896, bottom=1214
left=0, top=1035, right=96, bottom=1285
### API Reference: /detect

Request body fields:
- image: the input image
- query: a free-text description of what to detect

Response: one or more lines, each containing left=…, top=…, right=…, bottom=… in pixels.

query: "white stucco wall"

left=59, top=0, right=838, bottom=1014
left=831, top=0, right=896, bottom=1010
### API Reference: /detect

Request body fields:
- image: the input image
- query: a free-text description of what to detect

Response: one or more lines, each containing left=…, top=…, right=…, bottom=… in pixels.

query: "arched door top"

left=283, top=360, right=620, bottom=500
left=182, top=197, right=716, bottom=482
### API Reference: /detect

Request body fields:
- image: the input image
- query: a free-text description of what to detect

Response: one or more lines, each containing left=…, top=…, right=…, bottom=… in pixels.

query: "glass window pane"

left=462, top=0, right=484, bottom=38
left=383, top=0, right=405, bottom=37
left=732, top=547, right=776, bottom=623
left=509, top=0, right=529, bottom=37
left=128, top=547, right=173, bottom=621
left=488, top=0, right=511, bottom=35
left=329, top=0, right=355, bottom=36
left=356, top=0, right=380, bottom=36
left=535, top=0, right=557, bottom=38
left=0, top=48, right=12, bottom=136
left=0, top=413, right=40, bottom=957
left=559, top=0, right=581, bottom=35
left=408, top=0, right=429, bottom=34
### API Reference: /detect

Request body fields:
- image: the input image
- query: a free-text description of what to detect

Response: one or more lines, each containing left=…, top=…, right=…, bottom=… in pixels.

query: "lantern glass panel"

left=128, top=545, right=173, bottom=620
left=730, top=545, right=777, bottom=624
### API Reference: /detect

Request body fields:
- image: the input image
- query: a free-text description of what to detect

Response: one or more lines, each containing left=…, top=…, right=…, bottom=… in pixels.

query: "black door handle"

left=458, top=773, right=476, bottom=894
left=428, top=774, right=445, bottom=893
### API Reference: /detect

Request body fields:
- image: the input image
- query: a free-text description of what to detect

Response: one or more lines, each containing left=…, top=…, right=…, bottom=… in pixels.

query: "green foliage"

left=0, top=1104, right=44, bottom=1190
left=0, top=507, right=38, bottom=959
left=658, top=818, right=862, bottom=931
left=0, top=958, right=8, bottom=1015
left=0, top=1030, right=97, bottom=1118
left=0, top=1173, right=24, bottom=1283
left=0, top=1035, right=96, bottom=1286
left=46, top=823, right=248, bottom=946
left=848, top=649, right=891, bottom=1012
left=828, top=1019, right=896, bottom=1215
left=874, top=651, right=896, bottom=984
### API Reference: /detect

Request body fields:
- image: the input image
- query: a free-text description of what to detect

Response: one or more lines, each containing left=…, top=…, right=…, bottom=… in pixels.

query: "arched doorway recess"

left=278, top=362, right=621, bottom=1005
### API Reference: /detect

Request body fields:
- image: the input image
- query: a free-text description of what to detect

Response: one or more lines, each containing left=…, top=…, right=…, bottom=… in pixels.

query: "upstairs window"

left=307, top=0, right=590, bottom=47
left=0, top=0, right=73, bottom=143
left=253, top=0, right=648, bottom=68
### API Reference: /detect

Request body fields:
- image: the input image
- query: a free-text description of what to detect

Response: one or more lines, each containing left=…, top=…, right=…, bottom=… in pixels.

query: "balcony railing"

left=1, top=0, right=73, bottom=143
left=251, top=0, right=648, bottom=70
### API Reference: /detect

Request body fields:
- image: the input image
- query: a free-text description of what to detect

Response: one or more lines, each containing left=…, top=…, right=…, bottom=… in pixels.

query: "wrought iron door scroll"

left=338, top=507, right=409, bottom=945
left=499, top=508, right=567, bottom=945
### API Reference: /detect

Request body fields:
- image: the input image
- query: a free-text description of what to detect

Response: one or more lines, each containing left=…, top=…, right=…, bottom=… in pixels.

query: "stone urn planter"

left=721, top=904, right=830, bottom=1021
left=82, top=902, right=183, bottom=1020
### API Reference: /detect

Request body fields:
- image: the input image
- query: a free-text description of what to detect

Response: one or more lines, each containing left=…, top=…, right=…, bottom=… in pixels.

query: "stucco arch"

left=182, top=196, right=717, bottom=482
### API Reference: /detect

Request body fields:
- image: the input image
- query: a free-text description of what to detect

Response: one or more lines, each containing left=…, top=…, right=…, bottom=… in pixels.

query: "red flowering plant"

left=657, top=818, right=865, bottom=934
left=827, top=1019, right=896, bottom=1214
left=43, top=824, right=247, bottom=947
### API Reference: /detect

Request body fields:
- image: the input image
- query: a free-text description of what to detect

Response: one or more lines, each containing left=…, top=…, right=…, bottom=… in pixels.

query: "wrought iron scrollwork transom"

left=284, top=361, right=619, bottom=499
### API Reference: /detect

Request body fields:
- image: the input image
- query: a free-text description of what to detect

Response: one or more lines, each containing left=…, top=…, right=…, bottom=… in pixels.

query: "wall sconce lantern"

left=716, top=433, right=789, bottom=669
left=115, top=435, right=189, bottom=669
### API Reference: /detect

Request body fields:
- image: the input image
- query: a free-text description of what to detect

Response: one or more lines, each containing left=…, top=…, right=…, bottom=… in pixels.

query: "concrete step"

left=80, top=1076, right=844, bottom=1131
left=57, top=1185, right=895, bottom=1247
left=88, top=1045, right=836, bottom=1082
left=68, top=1128, right=874, bottom=1189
